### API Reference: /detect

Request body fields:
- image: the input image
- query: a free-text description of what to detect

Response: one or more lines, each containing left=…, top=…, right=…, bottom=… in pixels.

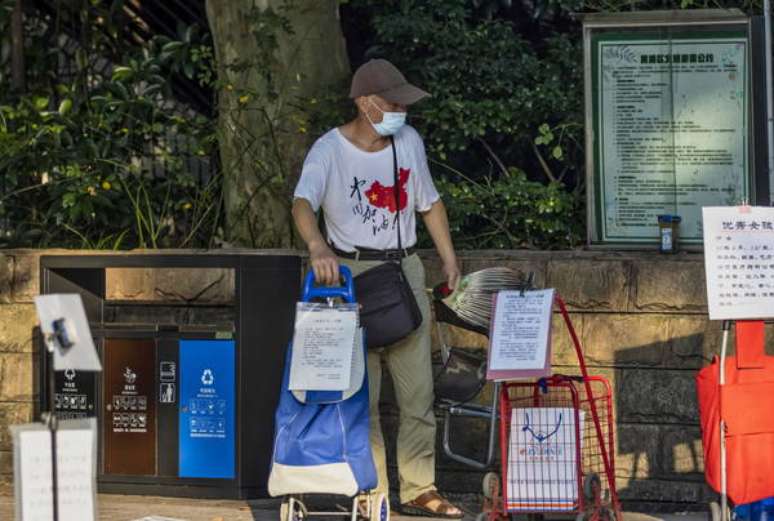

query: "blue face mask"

left=367, top=99, right=406, bottom=136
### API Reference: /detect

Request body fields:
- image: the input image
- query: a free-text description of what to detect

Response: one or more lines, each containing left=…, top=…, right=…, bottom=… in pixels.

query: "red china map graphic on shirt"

left=365, top=168, right=410, bottom=213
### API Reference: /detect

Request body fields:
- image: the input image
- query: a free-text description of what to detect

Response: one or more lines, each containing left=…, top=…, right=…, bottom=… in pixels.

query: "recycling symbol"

left=201, top=369, right=214, bottom=386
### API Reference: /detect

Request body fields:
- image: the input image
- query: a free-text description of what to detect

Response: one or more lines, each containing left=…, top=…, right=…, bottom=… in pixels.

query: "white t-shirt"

left=293, top=125, right=440, bottom=252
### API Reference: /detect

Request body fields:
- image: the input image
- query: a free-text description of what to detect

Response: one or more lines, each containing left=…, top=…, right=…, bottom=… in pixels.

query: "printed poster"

left=487, top=289, right=554, bottom=380
left=507, top=407, right=584, bottom=512
left=703, top=206, right=774, bottom=320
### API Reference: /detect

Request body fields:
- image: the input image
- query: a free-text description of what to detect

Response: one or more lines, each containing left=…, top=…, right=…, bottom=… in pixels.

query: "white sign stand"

left=17, top=294, right=103, bottom=521
left=12, top=418, right=98, bottom=521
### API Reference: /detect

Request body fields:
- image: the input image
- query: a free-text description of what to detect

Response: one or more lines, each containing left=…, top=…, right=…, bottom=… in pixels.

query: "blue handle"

left=302, top=265, right=356, bottom=303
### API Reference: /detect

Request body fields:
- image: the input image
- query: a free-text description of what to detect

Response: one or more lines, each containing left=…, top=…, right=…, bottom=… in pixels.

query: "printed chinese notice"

left=12, top=418, right=97, bottom=521
left=703, top=206, right=774, bottom=320
left=289, top=303, right=357, bottom=391
left=487, top=289, right=554, bottom=380
left=593, top=35, right=749, bottom=243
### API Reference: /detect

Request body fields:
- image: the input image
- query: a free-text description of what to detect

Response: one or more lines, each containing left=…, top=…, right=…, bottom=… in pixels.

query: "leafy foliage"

left=0, top=3, right=221, bottom=249
left=436, top=167, right=583, bottom=249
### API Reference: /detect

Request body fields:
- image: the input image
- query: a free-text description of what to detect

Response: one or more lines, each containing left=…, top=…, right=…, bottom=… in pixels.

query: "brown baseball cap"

left=349, top=59, right=430, bottom=105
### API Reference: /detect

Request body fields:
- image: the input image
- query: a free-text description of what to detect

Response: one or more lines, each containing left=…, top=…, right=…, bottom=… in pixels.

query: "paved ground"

left=0, top=492, right=708, bottom=521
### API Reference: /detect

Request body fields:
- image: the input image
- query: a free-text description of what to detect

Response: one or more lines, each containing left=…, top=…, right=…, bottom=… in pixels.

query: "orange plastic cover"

left=696, top=321, right=774, bottom=505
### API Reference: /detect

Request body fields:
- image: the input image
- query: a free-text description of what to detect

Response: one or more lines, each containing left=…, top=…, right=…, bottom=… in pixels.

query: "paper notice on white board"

left=13, top=418, right=97, bottom=521
left=487, top=289, right=554, bottom=380
left=16, top=427, right=53, bottom=521
left=289, top=303, right=357, bottom=391
left=56, top=426, right=97, bottom=520
left=703, top=206, right=774, bottom=320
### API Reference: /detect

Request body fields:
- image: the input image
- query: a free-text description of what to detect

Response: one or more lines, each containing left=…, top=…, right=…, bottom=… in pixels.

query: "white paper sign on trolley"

left=507, top=407, right=585, bottom=512
left=702, top=206, right=774, bottom=320
left=487, top=289, right=554, bottom=381
left=288, top=302, right=358, bottom=391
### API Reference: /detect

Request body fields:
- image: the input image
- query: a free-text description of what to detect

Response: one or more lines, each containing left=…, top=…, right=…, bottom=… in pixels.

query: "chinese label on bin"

left=111, top=366, right=148, bottom=434
left=178, top=339, right=235, bottom=479
left=507, top=407, right=584, bottom=512
left=55, top=369, right=95, bottom=420
left=703, top=206, right=774, bottom=320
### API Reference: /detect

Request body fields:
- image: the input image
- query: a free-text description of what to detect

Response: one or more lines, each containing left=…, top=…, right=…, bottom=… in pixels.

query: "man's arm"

left=292, top=198, right=340, bottom=285
left=420, top=199, right=461, bottom=289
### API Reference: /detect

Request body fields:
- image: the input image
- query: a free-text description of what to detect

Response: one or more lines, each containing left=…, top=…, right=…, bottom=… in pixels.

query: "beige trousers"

left=338, top=253, right=436, bottom=504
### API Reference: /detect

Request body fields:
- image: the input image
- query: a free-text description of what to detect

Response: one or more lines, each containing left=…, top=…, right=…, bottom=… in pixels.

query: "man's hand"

left=442, top=259, right=461, bottom=290
left=309, top=240, right=340, bottom=286
left=292, top=199, right=341, bottom=286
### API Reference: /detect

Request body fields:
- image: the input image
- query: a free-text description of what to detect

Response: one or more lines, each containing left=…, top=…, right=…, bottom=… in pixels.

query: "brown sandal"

left=402, top=490, right=464, bottom=519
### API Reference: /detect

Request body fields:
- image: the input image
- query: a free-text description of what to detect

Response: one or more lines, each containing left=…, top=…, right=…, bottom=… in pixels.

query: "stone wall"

left=0, top=251, right=40, bottom=487
left=0, top=249, right=728, bottom=509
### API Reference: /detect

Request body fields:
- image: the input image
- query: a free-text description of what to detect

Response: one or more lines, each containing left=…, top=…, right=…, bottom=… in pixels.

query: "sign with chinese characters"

left=103, top=338, right=156, bottom=476
left=487, top=290, right=554, bottom=381
left=703, top=206, right=774, bottom=320
left=587, top=25, right=752, bottom=245
left=178, top=339, right=235, bottom=479
left=507, top=408, right=584, bottom=512
left=289, top=302, right=358, bottom=391
left=12, top=418, right=97, bottom=521
left=54, top=369, right=95, bottom=420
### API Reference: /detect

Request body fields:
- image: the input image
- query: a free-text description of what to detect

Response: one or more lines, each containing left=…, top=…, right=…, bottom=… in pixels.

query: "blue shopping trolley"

left=268, top=266, right=389, bottom=521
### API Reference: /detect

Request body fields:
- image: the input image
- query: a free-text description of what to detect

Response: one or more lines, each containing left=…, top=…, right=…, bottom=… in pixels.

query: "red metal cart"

left=482, top=294, right=621, bottom=521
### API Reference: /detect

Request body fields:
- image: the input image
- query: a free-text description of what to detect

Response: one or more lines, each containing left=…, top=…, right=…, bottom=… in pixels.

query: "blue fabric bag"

left=267, top=267, right=377, bottom=497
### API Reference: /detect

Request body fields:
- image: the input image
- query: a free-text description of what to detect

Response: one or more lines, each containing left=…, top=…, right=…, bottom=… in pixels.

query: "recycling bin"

left=38, top=252, right=301, bottom=498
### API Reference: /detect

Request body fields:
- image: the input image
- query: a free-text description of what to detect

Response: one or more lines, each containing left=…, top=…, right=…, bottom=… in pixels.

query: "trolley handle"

left=536, top=374, right=585, bottom=392
left=302, top=266, right=355, bottom=303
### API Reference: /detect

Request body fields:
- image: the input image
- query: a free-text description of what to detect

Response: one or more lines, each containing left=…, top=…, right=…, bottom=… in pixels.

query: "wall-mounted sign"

left=584, top=10, right=757, bottom=246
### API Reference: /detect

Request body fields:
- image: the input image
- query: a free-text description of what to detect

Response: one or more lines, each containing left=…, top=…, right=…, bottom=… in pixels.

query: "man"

left=292, top=58, right=463, bottom=518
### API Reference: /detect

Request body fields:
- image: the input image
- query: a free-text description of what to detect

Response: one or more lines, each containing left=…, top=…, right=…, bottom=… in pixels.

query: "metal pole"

left=42, top=346, right=60, bottom=521
left=765, top=0, right=774, bottom=202
left=719, top=320, right=731, bottom=521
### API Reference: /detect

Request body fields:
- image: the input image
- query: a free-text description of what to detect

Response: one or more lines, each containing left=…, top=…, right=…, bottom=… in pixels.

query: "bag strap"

left=390, top=135, right=402, bottom=268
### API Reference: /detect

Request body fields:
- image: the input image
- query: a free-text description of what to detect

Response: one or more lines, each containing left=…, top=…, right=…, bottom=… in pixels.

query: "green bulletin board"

left=587, top=23, right=752, bottom=245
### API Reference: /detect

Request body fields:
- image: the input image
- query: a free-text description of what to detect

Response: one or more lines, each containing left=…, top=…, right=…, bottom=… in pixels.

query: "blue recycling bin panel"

left=179, top=339, right=236, bottom=479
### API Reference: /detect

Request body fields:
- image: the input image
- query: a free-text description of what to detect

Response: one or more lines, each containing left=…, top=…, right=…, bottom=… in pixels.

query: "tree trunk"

left=11, top=0, right=25, bottom=92
left=206, top=0, right=350, bottom=248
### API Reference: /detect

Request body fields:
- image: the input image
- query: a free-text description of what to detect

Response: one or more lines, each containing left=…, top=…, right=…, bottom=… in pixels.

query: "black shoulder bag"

left=354, top=136, right=423, bottom=349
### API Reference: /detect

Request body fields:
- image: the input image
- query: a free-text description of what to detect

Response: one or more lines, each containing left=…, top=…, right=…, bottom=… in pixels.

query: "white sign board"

left=703, top=206, right=774, bottom=320
left=34, top=294, right=102, bottom=372
left=487, top=289, right=554, bottom=380
left=507, top=407, right=584, bottom=512
left=12, top=418, right=97, bottom=521
left=289, top=303, right=357, bottom=391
